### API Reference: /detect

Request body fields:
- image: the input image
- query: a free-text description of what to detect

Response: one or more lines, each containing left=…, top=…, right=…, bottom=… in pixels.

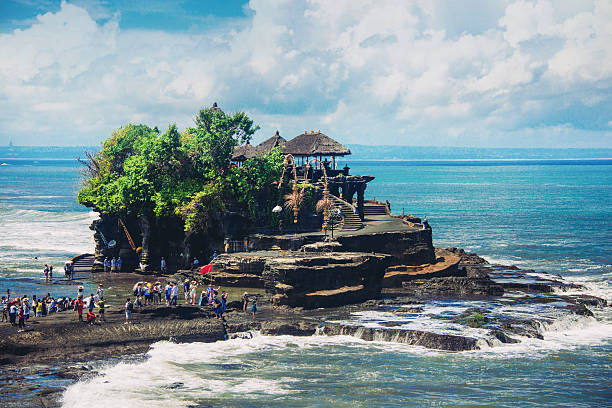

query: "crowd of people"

left=124, top=279, right=260, bottom=323
left=0, top=286, right=104, bottom=331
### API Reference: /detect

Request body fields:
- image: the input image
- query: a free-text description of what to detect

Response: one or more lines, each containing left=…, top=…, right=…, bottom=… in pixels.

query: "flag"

left=201, top=264, right=212, bottom=274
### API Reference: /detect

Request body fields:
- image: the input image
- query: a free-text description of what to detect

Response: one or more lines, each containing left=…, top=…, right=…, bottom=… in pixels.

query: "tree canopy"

left=78, top=105, right=283, bottom=233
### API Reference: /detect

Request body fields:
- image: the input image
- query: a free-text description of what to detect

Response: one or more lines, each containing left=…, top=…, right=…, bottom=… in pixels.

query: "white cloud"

left=0, top=0, right=611, bottom=147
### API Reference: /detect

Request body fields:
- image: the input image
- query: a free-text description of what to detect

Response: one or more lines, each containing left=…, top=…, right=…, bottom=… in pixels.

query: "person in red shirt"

left=76, top=297, right=84, bottom=322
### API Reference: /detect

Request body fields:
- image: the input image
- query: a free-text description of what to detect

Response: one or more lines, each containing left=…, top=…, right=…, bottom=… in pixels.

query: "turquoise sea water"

left=1, top=151, right=611, bottom=407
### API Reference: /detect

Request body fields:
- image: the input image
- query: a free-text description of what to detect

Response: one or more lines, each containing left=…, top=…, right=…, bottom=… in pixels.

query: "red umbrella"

left=201, top=264, right=212, bottom=274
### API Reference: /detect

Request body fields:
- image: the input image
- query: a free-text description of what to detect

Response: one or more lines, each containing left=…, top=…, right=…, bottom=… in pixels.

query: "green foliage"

left=78, top=105, right=272, bottom=234
left=226, top=147, right=284, bottom=219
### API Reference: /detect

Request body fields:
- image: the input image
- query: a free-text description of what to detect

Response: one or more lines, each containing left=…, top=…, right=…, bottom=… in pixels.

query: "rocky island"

left=1, top=104, right=608, bottom=406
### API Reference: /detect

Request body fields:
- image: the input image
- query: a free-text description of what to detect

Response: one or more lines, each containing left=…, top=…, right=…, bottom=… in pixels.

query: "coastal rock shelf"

left=207, top=251, right=392, bottom=309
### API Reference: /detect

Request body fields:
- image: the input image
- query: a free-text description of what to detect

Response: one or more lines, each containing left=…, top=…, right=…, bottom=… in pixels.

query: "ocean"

left=1, top=148, right=611, bottom=407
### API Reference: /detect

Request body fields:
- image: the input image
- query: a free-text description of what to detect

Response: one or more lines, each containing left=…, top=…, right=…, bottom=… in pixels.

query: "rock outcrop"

left=321, top=323, right=480, bottom=351
left=262, top=252, right=392, bottom=309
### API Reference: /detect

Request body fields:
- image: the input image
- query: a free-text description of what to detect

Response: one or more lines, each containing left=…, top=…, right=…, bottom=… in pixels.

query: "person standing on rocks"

left=1, top=296, right=7, bottom=322
left=49, top=265, right=53, bottom=281
left=125, top=298, right=133, bottom=324
left=221, top=291, right=227, bottom=315
left=183, top=279, right=191, bottom=303
left=97, top=284, right=104, bottom=300
left=117, top=257, right=122, bottom=272
left=189, top=282, right=197, bottom=305
left=164, top=282, right=171, bottom=305
left=9, top=301, right=17, bottom=326
left=43, top=264, right=49, bottom=282
left=170, top=282, right=178, bottom=306
left=251, top=297, right=257, bottom=320
left=242, top=292, right=249, bottom=313
left=104, top=257, right=109, bottom=272
left=160, top=257, right=167, bottom=273
left=98, top=298, right=105, bottom=321
left=76, top=297, right=84, bottom=322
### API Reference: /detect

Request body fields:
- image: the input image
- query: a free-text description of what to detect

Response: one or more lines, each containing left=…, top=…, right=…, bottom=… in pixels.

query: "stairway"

left=363, top=203, right=388, bottom=217
left=329, top=194, right=363, bottom=231
left=71, top=254, right=95, bottom=271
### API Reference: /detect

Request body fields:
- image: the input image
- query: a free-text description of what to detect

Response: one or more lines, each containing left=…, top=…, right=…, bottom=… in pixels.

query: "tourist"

left=124, top=298, right=133, bottom=324
left=189, top=282, right=197, bottom=305
left=44, top=264, right=49, bottom=282
left=211, top=251, right=218, bottom=261
left=207, top=284, right=214, bottom=304
left=160, top=257, right=167, bottom=273
left=36, top=299, right=43, bottom=317
left=49, top=265, right=53, bottom=281
left=251, top=297, right=257, bottom=320
left=212, top=296, right=222, bottom=319
left=242, top=292, right=249, bottom=313
left=135, top=283, right=143, bottom=307
left=170, top=282, right=178, bottom=306
left=221, top=291, right=227, bottom=315
left=23, top=297, right=30, bottom=323
left=193, top=258, right=199, bottom=270
left=117, top=257, right=122, bottom=272
left=243, top=239, right=248, bottom=252
left=76, top=297, right=84, bottom=322
left=183, top=279, right=191, bottom=303
left=6, top=289, right=10, bottom=303
left=164, top=282, right=171, bottom=305
left=77, top=285, right=84, bottom=299
left=97, top=284, right=104, bottom=300
left=198, top=288, right=206, bottom=306
left=88, top=294, right=96, bottom=314
left=17, top=303, right=25, bottom=330
left=110, top=257, right=116, bottom=272
left=423, top=217, right=430, bottom=230
left=9, top=301, right=17, bottom=326
left=87, top=310, right=96, bottom=325
left=1, top=296, right=7, bottom=322
left=103, top=257, right=109, bottom=272
left=153, top=282, right=161, bottom=305
left=98, top=298, right=105, bottom=321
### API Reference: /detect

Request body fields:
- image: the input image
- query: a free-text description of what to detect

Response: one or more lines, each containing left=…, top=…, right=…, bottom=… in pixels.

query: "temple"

left=232, top=130, right=373, bottom=224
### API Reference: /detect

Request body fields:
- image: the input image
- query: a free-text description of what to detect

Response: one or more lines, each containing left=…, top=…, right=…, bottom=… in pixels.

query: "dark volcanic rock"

left=565, top=303, right=594, bottom=317
left=445, top=247, right=488, bottom=265
left=403, top=277, right=504, bottom=298
left=260, top=321, right=318, bottom=336
left=322, top=323, right=480, bottom=351
left=263, top=251, right=392, bottom=309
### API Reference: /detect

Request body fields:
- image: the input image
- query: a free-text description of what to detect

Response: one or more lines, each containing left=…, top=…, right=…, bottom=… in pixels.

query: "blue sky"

left=0, top=0, right=611, bottom=147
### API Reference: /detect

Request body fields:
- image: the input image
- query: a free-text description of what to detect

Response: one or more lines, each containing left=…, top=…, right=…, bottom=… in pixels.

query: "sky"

left=0, top=0, right=611, bottom=148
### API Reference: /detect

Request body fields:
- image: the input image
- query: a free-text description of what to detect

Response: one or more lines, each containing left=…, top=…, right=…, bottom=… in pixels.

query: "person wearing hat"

left=97, top=284, right=104, bottom=300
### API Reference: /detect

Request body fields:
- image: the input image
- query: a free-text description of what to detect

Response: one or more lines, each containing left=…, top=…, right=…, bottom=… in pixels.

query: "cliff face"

left=336, top=229, right=436, bottom=265
left=89, top=211, right=251, bottom=272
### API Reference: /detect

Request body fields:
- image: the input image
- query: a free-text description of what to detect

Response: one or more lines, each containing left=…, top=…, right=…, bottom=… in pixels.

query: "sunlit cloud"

left=0, top=0, right=611, bottom=147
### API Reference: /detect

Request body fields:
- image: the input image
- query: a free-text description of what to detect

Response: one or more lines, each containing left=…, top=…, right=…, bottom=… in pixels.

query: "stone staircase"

left=71, top=254, right=95, bottom=272
left=363, top=203, right=388, bottom=217
left=329, top=194, right=363, bottom=231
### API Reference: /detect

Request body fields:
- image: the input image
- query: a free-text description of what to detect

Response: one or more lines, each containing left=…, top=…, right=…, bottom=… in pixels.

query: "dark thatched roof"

left=231, top=141, right=258, bottom=161
left=232, top=130, right=350, bottom=162
left=283, top=131, right=351, bottom=157
left=257, top=130, right=286, bottom=154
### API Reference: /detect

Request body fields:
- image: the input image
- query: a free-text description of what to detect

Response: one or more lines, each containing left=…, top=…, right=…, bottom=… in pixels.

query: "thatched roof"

left=231, top=141, right=258, bottom=162
left=284, top=131, right=351, bottom=157
left=257, top=130, right=286, bottom=154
